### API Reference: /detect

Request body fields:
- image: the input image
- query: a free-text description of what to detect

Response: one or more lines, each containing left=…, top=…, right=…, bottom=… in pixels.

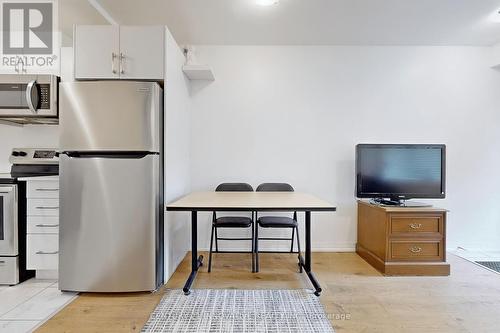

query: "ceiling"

left=61, top=0, right=500, bottom=46
left=59, top=0, right=108, bottom=45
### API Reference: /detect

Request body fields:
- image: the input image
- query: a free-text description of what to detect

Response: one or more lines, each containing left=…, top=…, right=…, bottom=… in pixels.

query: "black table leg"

left=299, top=211, right=322, bottom=296
left=183, top=211, right=203, bottom=295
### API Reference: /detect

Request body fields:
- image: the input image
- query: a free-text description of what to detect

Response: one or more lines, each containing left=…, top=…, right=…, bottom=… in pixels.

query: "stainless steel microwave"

left=0, top=74, right=59, bottom=124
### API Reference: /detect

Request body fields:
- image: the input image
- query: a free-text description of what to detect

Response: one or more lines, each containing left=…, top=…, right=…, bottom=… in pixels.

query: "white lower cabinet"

left=27, top=234, right=59, bottom=270
left=27, top=199, right=60, bottom=216
left=27, top=216, right=60, bottom=234
left=25, top=178, right=59, bottom=274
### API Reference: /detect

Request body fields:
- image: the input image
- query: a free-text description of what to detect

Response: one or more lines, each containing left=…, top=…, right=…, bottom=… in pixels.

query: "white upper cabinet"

left=74, top=25, right=164, bottom=80
left=119, top=26, right=164, bottom=80
left=74, top=25, right=120, bottom=79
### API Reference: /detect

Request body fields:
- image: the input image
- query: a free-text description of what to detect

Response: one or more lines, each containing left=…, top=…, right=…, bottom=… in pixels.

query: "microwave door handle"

left=26, top=80, right=39, bottom=113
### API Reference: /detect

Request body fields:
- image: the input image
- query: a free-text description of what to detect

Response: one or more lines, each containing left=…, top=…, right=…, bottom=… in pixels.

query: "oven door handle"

left=26, top=80, right=39, bottom=114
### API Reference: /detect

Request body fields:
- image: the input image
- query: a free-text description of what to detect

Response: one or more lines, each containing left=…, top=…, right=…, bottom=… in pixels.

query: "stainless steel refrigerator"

left=58, top=81, right=163, bottom=292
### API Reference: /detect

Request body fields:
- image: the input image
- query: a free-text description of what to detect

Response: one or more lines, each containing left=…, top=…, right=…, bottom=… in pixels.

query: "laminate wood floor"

left=36, top=252, right=500, bottom=333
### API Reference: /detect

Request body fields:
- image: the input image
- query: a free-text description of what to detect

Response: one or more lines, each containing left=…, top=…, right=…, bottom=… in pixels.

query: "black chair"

left=254, top=183, right=301, bottom=272
left=208, top=183, right=255, bottom=272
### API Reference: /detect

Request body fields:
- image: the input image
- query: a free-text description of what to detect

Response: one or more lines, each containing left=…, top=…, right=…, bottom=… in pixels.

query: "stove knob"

left=18, top=151, right=27, bottom=157
left=11, top=151, right=19, bottom=156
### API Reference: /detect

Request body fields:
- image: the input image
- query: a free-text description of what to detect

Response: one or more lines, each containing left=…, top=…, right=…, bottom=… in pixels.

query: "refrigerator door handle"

left=61, top=151, right=158, bottom=159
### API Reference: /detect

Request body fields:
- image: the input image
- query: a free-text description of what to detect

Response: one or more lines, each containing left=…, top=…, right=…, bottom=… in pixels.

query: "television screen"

left=356, top=144, right=446, bottom=200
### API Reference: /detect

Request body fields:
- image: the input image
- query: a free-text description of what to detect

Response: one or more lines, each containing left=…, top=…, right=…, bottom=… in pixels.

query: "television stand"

left=370, top=198, right=433, bottom=208
left=356, top=200, right=450, bottom=276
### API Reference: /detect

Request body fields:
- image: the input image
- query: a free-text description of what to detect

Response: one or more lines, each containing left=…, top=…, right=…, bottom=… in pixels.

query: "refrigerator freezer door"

left=59, top=154, right=159, bottom=292
left=59, top=81, right=162, bottom=152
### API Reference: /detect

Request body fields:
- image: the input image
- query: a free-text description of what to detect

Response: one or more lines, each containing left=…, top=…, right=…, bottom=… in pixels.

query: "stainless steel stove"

left=9, top=148, right=59, bottom=178
left=0, top=148, right=58, bottom=285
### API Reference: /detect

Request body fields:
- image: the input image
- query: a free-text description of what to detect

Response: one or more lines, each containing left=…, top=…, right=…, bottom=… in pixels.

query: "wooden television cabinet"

left=356, top=200, right=450, bottom=276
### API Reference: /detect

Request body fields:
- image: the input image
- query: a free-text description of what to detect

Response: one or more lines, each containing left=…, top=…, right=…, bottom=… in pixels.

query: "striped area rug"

left=142, top=289, right=334, bottom=333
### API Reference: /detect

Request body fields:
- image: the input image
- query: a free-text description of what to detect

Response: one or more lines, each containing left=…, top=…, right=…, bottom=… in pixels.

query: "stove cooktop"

left=9, top=148, right=59, bottom=178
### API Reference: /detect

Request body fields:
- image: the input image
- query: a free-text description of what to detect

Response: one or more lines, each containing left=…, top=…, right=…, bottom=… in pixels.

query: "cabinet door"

left=119, top=26, right=164, bottom=80
left=27, top=234, right=59, bottom=270
left=74, top=25, right=119, bottom=79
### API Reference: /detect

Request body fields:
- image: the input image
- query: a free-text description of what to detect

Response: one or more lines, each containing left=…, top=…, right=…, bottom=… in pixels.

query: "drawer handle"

left=409, top=246, right=422, bottom=253
left=36, top=251, right=59, bottom=255
left=409, top=223, right=422, bottom=229
left=35, top=188, right=59, bottom=191
left=35, top=206, right=59, bottom=210
left=35, top=224, right=59, bottom=228
left=0, top=260, right=5, bottom=264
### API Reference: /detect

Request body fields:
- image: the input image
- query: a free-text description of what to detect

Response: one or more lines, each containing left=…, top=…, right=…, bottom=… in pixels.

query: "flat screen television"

left=356, top=144, right=446, bottom=204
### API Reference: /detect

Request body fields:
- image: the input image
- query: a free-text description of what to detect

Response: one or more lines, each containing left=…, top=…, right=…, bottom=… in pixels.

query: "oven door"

left=0, top=75, right=58, bottom=118
left=0, top=185, right=18, bottom=256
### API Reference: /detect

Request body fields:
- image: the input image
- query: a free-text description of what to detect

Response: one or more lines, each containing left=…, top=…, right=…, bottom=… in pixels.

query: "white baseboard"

left=196, top=245, right=356, bottom=252
left=448, top=246, right=500, bottom=253
left=35, top=270, right=58, bottom=280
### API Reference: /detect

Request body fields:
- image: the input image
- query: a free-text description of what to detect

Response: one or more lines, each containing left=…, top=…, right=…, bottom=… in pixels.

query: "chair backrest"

left=215, top=183, right=253, bottom=192
left=256, top=183, right=294, bottom=192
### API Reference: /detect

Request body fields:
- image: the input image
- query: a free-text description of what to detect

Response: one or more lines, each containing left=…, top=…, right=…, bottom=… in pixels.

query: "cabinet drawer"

left=389, top=241, right=443, bottom=261
left=390, top=215, right=442, bottom=236
left=27, top=199, right=59, bottom=216
left=27, top=234, right=58, bottom=270
left=0, top=257, right=19, bottom=285
left=27, top=181, right=59, bottom=198
left=27, top=216, right=59, bottom=234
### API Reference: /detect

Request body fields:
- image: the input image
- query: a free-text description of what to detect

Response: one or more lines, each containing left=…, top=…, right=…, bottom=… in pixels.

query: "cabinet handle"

left=35, top=206, right=59, bottom=210
left=36, top=251, right=59, bottom=255
left=111, top=52, right=117, bottom=74
left=409, top=223, right=422, bottom=229
left=0, top=260, right=5, bottom=264
left=35, top=224, right=59, bottom=228
left=119, top=53, right=125, bottom=74
left=35, top=188, right=59, bottom=191
left=409, top=246, right=422, bottom=253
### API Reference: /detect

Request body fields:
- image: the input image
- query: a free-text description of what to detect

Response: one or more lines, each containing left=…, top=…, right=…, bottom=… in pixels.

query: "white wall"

left=0, top=47, right=75, bottom=172
left=189, top=45, right=500, bottom=252
left=493, top=44, right=500, bottom=68
left=0, top=126, right=59, bottom=172
left=163, top=29, right=191, bottom=280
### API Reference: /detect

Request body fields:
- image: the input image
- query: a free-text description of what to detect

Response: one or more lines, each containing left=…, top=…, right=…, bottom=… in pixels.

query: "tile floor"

left=0, top=279, right=77, bottom=333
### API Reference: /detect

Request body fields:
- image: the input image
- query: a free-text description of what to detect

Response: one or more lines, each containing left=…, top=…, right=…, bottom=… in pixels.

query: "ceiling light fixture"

left=256, top=0, right=279, bottom=6
left=489, top=9, right=500, bottom=22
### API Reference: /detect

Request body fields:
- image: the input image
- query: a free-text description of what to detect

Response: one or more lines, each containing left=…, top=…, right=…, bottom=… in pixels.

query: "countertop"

left=0, top=173, right=59, bottom=183
left=17, top=175, right=59, bottom=181
left=0, top=172, right=16, bottom=184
